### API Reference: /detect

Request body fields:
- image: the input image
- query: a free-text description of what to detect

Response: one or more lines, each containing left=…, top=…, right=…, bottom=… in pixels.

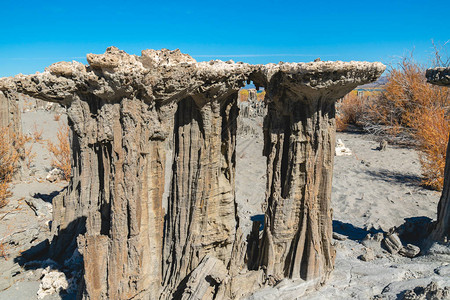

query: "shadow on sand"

left=32, top=189, right=64, bottom=204
left=366, top=169, right=422, bottom=187
left=333, top=220, right=384, bottom=241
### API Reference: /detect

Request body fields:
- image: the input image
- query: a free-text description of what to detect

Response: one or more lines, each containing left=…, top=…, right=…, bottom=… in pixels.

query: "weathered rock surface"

left=399, top=244, right=421, bottom=258
left=177, top=255, right=229, bottom=300
left=0, top=47, right=385, bottom=299
left=0, top=90, right=21, bottom=134
left=358, top=247, right=375, bottom=262
left=45, top=168, right=64, bottom=183
left=426, top=67, right=450, bottom=86
left=383, top=233, right=403, bottom=254
left=238, top=89, right=265, bottom=119
left=37, top=267, right=70, bottom=299
left=401, top=281, right=450, bottom=300
left=335, top=139, right=352, bottom=156
left=250, top=61, right=384, bottom=285
left=426, top=67, right=450, bottom=245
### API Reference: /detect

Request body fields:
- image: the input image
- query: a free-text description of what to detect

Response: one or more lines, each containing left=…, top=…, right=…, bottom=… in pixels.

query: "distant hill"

left=357, top=76, right=387, bottom=89
left=242, top=77, right=387, bottom=91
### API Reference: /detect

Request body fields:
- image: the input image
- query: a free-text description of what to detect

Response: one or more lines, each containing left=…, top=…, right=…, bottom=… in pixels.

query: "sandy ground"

left=235, top=116, right=266, bottom=237
left=235, top=121, right=449, bottom=299
left=236, top=127, right=440, bottom=235
left=0, top=101, right=449, bottom=299
left=238, top=130, right=449, bottom=299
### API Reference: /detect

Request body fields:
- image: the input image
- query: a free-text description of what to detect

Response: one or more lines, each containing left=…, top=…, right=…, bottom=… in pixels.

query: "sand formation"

left=0, top=90, right=21, bottom=136
left=0, top=47, right=385, bottom=299
left=426, top=67, right=450, bottom=244
left=239, top=89, right=265, bottom=118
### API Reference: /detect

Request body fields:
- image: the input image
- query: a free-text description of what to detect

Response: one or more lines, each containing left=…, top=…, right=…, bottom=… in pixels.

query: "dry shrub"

left=47, top=124, right=71, bottom=181
left=32, top=122, right=43, bottom=142
left=239, top=89, right=249, bottom=102
left=368, top=56, right=449, bottom=135
left=257, top=90, right=266, bottom=101
left=23, top=142, right=36, bottom=169
left=414, top=107, right=450, bottom=190
left=13, top=131, right=33, bottom=162
left=0, top=242, right=7, bottom=260
left=1, top=132, right=16, bottom=207
left=363, top=54, right=450, bottom=190
left=54, top=114, right=61, bottom=121
left=0, top=126, right=36, bottom=207
left=381, top=57, right=449, bottom=189
left=336, top=91, right=370, bottom=131
left=432, top=39, right=450, bottom=68
left=0, top=128, right=20, bottom=207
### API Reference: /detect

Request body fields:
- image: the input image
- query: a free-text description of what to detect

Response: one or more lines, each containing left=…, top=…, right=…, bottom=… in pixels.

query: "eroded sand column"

left=1, top=50, right=174, bottom=299
left=252, top=62, right=386, bottom=285
left=161, top=92, right=240, bottom=297
left=0, top=47, right=253, bottom=299
left=0, top=90, right=21, bottom=135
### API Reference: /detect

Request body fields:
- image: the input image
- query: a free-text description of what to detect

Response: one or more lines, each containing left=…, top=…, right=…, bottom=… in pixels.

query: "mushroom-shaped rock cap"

left=426, top=67, right=450, bottom=86
left=0, top=47, right=385, bottom=106
left=252, top=61, right=386, bottom=101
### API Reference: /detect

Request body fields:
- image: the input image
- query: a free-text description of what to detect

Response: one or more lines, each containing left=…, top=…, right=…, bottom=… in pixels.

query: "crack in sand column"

left=252, top=62, right=386, bottom=284
left=161, top=91, right=241, bottom=298
left=0, top=90, right=21, bottom=135
left=426, top=67, right=450, bottom=243
left=0, top=49, right=173, bottom=299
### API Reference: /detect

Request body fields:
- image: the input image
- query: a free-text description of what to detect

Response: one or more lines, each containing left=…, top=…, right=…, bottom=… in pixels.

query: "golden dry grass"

left=0, top=127, right=30, bottom=207
left=335, top=92, right=368, bottom=131
left=414, top=107, right=450, bottom=190
left=336, top=53, right=450, bottom=190
left=239, top=89, right=249, bottom=102
left=239, top=89, right=266, bottom=102
left=47, top=124, right=71, bottom=181
left=32, top=122, right=44, bottom=142
left=257, top=90, right=266, bottom=101
left=380, top=57, right=449, bottom=189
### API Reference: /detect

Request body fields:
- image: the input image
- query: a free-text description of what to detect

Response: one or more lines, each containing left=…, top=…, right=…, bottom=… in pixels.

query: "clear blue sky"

left=0, top=0, right=448, bottom=77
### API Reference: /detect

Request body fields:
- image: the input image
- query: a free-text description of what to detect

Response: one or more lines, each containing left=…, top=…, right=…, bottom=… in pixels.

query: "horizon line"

left=192, top=53, right=338, bottom=58
left=5, top=53, right=339, bottom=61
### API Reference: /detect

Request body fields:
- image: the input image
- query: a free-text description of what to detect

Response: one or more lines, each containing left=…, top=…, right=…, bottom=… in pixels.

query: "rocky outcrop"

left=426, top=67, right=450, bottom=86
left=383, top=233, right=403, bottom=254
left=426, top=67, right=450, bottom=244
left=0, top=47, right=385, bottom=299
left=401, top=281, right=450, bottom=300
